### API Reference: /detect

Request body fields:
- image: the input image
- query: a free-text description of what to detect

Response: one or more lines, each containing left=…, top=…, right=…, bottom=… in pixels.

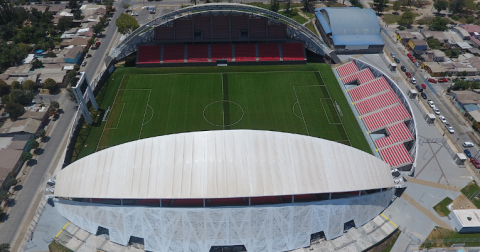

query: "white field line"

left=221, top=73, right=225, bottom=129
left=292, top=86, right=310, bottom=136
left=138, top=89, right=152, bottom=139
left=319, top=98, right=342, bottom=125
left=317, top=71, right=352, bottom=146
left=96, top=75, right=127, bottom=151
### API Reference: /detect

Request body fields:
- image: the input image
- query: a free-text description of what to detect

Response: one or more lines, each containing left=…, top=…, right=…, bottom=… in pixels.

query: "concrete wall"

left=55, top=189, right=394, bottom=252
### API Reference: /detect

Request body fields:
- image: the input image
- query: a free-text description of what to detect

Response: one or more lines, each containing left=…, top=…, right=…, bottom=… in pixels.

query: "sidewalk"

left=401, top=193, right=451, bottom=230
left=406, top=177, right=461, bottom=192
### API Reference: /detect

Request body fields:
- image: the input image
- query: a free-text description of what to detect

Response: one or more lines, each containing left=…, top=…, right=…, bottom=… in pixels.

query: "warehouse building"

left=314, top=7, right=384, bottom=54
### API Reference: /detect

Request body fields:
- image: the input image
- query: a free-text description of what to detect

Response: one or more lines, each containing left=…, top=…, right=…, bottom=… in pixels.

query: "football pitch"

left=73, top=64, right=371, bottom=162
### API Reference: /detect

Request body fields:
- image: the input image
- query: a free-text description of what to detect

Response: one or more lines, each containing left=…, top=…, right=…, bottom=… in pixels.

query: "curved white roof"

left=55, top=130, right=394, bottom=199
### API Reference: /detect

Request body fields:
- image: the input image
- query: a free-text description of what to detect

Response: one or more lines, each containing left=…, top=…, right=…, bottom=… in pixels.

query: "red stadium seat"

left=211, top=44, right=232, bottom=61
left=187, top=44, right=209, bottom=62
left=281, top=43, right=305, bottom=61
left=258, top=43, right=280, bottom=61
left=234, top=44, right=256, bottom=62
left=162, top=45, right=185, bottom=63
left=137, top=45, right=161, bottom=64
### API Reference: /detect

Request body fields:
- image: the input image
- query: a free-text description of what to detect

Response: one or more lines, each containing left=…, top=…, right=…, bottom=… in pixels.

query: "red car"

left=406, top=72, right=412, bottom=78
left=411, top=59, right=417, bottom=63
left=407, top=53, right=412, bottom=57
left=438, top=78, right=448, bottom=82
left=471, top=158, right=480, bottom=168
left=428, top=78, right=437, bottom=83
left=421, top=83, right=427, bottom=89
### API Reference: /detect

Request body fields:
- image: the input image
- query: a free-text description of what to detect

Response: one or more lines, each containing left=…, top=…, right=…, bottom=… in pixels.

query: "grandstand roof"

left=315, top=7, right=384, bottom=46
left=54, top=130, right=394, bottom=199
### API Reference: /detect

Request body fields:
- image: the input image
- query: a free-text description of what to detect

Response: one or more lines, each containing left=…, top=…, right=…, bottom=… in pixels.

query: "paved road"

left=380, top=29, right=479, bottom=156
left=0, top=92, right=76, bottom=250
left=0, top=0, right=126, bottom=249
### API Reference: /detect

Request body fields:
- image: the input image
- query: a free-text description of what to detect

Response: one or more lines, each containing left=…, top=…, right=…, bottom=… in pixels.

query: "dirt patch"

left=452, top=194, right=477, bottom=210
left=366, top=229, right=401, bottom=252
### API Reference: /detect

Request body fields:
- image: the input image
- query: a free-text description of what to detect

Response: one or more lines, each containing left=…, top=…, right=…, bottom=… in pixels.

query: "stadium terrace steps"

left=234, top=44, right=257, bottom=62
left=335, top=60, right=415, bottom=169
left=187, top=44, right=209, bottom=62
left=379, top=143, right=414, bottom=168
left=137, top=45, right=161, bottom=64
left=342, top=68, right=375, bottom=84
left=137, top=43, right=306, bottom=65
left=375, top=122, right=414, bottom=149
left=348, top=77, right=391, bottom=102
left=362, top=104, right=411, bottom=132
left=355, top=90, right=401, bottom=116
left=258, top=43, right=280, bottom=61
left=336, top=61, right=359, bottom=78
left=281, top=42, right=305, bottom=61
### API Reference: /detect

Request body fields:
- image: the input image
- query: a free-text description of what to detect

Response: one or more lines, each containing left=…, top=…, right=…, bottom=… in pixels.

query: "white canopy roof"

left=55, top=130, right=394, bottom=199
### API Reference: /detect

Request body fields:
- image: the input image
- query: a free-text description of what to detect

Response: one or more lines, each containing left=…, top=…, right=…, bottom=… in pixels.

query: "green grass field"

left=71, top=64, right=371, bottom=162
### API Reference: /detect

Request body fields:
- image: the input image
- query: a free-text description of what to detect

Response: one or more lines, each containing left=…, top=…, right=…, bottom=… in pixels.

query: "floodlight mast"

left=72, top=72, right=98, bottom=125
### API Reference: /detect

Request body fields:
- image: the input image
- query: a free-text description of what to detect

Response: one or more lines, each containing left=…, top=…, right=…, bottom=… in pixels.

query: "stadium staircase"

left=336, top=61, right=414, bottom=169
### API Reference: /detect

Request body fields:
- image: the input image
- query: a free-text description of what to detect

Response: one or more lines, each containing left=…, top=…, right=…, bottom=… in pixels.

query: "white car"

left=428, top=100, right=434, bottom=108
left=445, top=124, right=454, bottom=133
left=438, top=115, right=447, bottom=124
left=411, top=77, right=416, bottom=84
left=434, top=107, right=440, bottom=115
left=463, top=142, right=475, bottom=147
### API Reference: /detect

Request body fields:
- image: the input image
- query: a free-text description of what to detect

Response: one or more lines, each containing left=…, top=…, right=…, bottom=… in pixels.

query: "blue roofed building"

left=314, top=7, right=384, bottom=54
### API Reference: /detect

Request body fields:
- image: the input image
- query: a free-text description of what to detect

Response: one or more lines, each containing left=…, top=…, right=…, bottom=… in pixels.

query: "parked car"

left=421, top=83, right=427, bottom=89
left=445, top=123, right=454, bottom=133
left=438, top=78, right=448, bottom=82
left=131, top=12, right=139, bottom=16
left=415, top=84, right=423, bottom=92
left=471, top=157, right=480, bottom=168
left=411, top=59, right=417, bottom=63
left=82, top=61, right=87, bottom=66
left=86, top=54, right=92, bottom=58
left=464, top=149, right=472, bottom=157
left=420, top=92, right=427, bottom=99
left=401, top=65, right=406, bottom=72
left=394, top=58, right=400, bottom=63
left=463, top=141, right=475, bottom=147
left=427, top=100, right=434, bottom=107
left=438, top=115, right=447, bottom=123
left=434, top=107, right=440, bottom=115
left=428, top=78, right=437, bottom=83
left=407, top=53, right=412, bottom=57
left=411, top=77, right=417, bottom=84
left=390, top=52, right=396, bottom=58
left=406, top=72, right=412, bottom=78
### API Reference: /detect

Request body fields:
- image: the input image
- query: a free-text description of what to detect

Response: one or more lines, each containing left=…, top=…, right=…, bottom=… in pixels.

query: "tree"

left=9, top=89, right=32, bottom=105
left=115, top=13, right=140, bottom=35
left=471, top=81, right=480, bottom=89
left=29, top=140, right=39, bottom=150
left=122, top=3, right=130, bottom=10
left=373, top=0, right=389, bottom=13
left=51, top=100, right=60, bottom=109
left=429, top=16, right=449, bottom=31
left=57, top=16, right=73, bottom=31
left=36, top=128, right=46, bottom=139
left=0, top=192, right=8, bottom=204
left=21, top=151, right=32, bottom=162
left=393, top=0, right=401, bottom=11
left=466, top=16, right=475, bottom=24
left=434, top=0, right=448, bottom=13
left=93, top=22, right=103, bottom=36
left=426, top=36, right=442, bottom=49
left=66, top=87, right=76, bottom=102
left=270, top=0, right=279, bottom=12
left=22, top=79, right=37, bottom=91
left=5, top=102, right=25, bottom=120
left=64, top=70, right=78, bottom=86
left=397, top=9, right=415, bottom=26
left=46, top=51, right=56, bottom=58
left=285, top=0, right=291, bottom=14
left=0, top=243, right=9, bottom=252
left=0, top=80, right=10, bottom=97
left=3, top=178, right=17, bottom=189
left=10, top=81, right=21, bottom=90
left=31, top=59, right=43, bottom=69
left=43, top=78, right=58, bottom=94
left=449, top=0, right=466, bottom=14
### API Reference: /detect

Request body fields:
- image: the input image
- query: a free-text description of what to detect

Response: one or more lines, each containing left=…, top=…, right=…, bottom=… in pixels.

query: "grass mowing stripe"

left=71, top=64, right=372, bottom=163
left=222, top=73, right=230, bottom=129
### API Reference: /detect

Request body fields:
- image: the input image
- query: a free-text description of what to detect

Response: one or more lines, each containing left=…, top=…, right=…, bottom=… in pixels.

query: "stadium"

left=53, top=3, right=417, bottom=252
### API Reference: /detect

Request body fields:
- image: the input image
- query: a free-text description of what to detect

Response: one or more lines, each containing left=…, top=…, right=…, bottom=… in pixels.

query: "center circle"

left=203, top=100, right=245, bottom=127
